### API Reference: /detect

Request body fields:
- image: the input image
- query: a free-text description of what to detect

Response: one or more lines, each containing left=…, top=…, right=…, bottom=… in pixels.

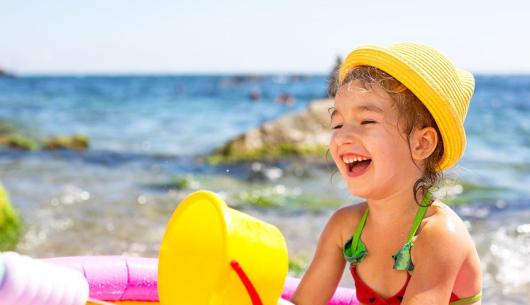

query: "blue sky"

left=2, top=0, right=529, bottom=74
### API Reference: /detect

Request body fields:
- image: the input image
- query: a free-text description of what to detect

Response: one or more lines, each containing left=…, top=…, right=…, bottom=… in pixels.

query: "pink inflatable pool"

left=43, top=256, right=358, bottom=305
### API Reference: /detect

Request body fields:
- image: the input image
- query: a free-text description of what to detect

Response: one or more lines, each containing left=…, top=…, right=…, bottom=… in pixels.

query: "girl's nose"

left=333, top=126, right=357, bottom=146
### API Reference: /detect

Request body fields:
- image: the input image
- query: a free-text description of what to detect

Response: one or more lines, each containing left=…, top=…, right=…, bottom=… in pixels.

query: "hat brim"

left=339, top=45, right=471, bottom=170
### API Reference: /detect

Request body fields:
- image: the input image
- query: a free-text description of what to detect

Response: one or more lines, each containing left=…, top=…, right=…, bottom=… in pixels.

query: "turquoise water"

left=0, top=75, right=326, bottom=155
left=1, top=74, right=529, bottom=304
left=462, top=76, right=530, bottom=196
left=1, top=74, right=528, bottom=197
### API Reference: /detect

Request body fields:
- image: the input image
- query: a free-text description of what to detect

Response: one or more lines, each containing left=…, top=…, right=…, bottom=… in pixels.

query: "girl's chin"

left=344, top=174, right=380, bottom=199
left=346, top=185, right=373, bottom=199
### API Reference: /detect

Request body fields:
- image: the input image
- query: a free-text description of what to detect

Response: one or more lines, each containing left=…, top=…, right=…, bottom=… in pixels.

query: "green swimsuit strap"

left=406, top=191, right=432, bottom=243
left=353, top=192, right=431, bottom=247
left=352, top=206, right=369, bottom=248
left=448, top=292, right=482, bottom=305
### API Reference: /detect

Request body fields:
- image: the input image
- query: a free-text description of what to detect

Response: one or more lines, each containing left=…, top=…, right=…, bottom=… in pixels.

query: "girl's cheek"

left=329, top=146, right=342, bottom=168
left=330, top=131, right=338, bottom=144
left=328, top=141, right=335, bottom=154
left=329, top=134, right=339, bottom=154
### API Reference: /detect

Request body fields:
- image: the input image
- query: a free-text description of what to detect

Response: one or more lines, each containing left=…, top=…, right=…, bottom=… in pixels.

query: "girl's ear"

left=410, top=127, right=438, bottom=161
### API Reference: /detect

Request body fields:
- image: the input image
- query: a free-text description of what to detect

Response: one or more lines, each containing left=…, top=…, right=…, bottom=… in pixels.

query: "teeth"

left=342, top=156, right=370, bottom=163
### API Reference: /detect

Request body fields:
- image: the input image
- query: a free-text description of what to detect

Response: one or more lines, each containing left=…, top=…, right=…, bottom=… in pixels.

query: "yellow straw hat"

left=338, top=42, right=474, bottom=170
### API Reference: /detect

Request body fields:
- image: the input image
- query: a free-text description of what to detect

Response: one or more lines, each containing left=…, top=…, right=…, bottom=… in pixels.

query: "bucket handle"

left=230, top=260, right=263, bottom=305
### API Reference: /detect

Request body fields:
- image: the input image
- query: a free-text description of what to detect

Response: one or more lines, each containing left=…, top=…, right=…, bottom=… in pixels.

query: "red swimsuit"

left=343, top=193, right=481, bottom=304
left=350, top=265, right=460, bottom=305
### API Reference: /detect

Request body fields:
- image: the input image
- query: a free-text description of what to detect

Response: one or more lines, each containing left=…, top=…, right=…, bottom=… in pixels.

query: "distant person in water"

left=249, top=89, right=262, bottom=101
left=289, top=43, right=482, bottom=305
left=276, top=94, right=295, bottom=106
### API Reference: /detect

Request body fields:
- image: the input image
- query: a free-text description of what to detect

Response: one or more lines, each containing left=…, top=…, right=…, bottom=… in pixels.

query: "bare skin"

left=290, top=81, right=482, bottom=305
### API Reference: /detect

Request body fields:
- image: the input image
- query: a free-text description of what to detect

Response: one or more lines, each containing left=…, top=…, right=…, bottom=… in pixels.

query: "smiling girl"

left=289, top=43, right=482, bottom=305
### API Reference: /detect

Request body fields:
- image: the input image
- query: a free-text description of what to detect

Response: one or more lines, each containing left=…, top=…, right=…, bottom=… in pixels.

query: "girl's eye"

left=332, top=124, right=343, bottom=130
left=361, top=120, right=376, bottom=125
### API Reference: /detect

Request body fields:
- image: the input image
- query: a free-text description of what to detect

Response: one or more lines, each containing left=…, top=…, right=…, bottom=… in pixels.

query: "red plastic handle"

left=230, top=260, right=263, bottom=305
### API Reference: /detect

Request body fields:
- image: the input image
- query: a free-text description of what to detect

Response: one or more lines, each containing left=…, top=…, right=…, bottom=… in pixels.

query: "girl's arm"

left=290, top=207, right=352, bottom=305
left=401, top=216, right=471, bottom=305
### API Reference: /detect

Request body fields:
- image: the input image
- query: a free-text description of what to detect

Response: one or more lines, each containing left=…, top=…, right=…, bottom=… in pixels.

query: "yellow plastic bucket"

left=158, top=190, right=288, bottom=305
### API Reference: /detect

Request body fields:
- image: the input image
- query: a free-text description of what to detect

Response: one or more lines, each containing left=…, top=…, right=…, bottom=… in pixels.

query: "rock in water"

left=43, top=135, right=90, bottom=151
left=208, top=99, right=334, bottom=164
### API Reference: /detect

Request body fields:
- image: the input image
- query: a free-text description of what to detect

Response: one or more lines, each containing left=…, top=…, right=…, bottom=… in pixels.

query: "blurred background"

left=1, top=1, right=529, bottom=304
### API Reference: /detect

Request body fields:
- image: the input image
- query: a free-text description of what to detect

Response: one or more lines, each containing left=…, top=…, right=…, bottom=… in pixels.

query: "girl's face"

left=330, top=80, right=422, bottom=199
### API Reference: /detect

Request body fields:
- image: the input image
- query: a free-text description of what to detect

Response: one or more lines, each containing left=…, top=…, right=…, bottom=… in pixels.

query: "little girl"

left=290, top=43, right=483, bottom=305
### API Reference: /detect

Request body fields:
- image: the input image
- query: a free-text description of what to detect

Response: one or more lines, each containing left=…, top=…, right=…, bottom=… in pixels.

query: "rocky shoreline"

left=0, top=120, right=89, bottom=151
left=208, top=99, right=334, bottom=164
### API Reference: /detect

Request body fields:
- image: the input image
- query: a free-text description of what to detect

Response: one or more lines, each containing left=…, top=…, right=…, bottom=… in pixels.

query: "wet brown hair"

left=328, top=66, right=444, bottom=205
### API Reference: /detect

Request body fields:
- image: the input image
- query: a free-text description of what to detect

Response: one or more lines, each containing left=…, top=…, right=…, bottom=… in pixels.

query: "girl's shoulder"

left=326, top=202, right=368, bottom=247
left=424, top=199, right=469, bottom=233
left=411, top=200, right=482, bottom=296
left=414, top=199, right=475, bottom=257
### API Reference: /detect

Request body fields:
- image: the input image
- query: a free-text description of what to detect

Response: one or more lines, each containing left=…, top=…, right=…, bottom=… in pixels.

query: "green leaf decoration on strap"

left=343, top=237, right=368, bottom=265
left=392, top=241, right=414, bottom=271
left=343, top=207, right=370, bottom=265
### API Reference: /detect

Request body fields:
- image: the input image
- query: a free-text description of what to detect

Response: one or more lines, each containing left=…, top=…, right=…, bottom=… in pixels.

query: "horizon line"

left=5, top=71, right=530, bottom=78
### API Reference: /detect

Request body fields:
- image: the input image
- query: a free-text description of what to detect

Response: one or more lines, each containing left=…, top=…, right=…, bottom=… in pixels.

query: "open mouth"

left=346, top=159, right=372, bottom=173
left=339, top=153, right=372, bottom=177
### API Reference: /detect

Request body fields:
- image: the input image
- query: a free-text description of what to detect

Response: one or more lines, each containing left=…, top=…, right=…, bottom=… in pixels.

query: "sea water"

left=1, top=74, right=529, bottom=304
